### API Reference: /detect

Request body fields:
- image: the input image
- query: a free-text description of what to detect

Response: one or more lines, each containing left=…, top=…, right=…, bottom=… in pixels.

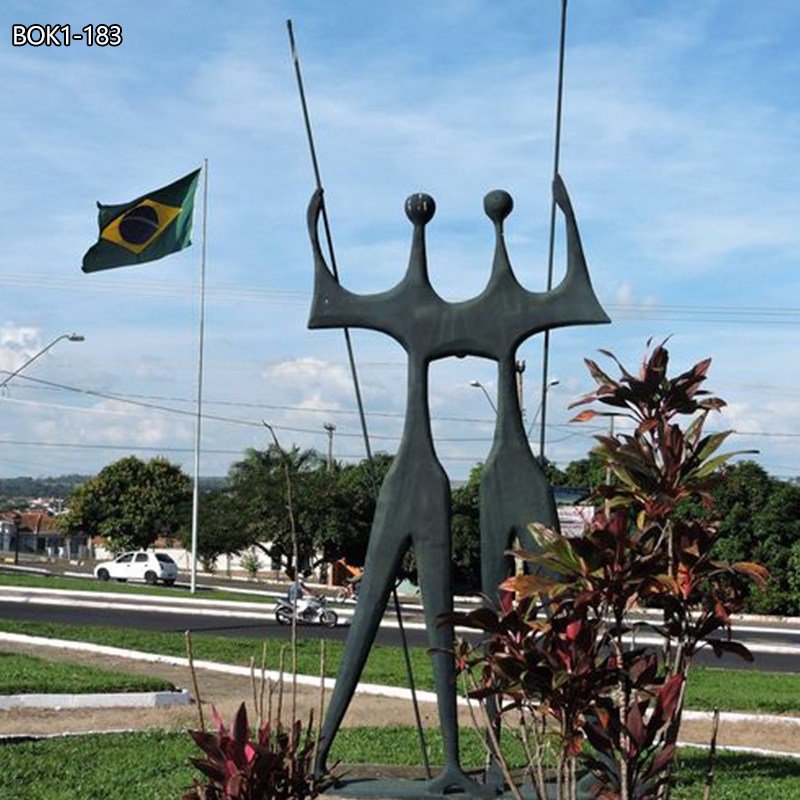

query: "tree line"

left=57, top=451, right=800, bottom=613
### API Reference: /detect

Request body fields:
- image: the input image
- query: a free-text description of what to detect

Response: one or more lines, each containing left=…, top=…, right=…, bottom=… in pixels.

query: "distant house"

left=0, top=510, right=89, bottom=560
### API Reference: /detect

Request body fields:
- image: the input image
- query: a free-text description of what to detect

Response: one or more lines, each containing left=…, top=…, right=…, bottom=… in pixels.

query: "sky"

left=0, top=0, right=798, bottom=483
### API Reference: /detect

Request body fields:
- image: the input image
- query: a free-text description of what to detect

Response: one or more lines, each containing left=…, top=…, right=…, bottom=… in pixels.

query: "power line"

left=1, top=270, right=800, bottom=322
left=3, top=371, right=798, bottom=442
left=0, top=437, right=797, bottom=475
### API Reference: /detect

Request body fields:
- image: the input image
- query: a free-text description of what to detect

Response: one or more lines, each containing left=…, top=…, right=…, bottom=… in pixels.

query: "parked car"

left=93, top=550, right=178, bottom=586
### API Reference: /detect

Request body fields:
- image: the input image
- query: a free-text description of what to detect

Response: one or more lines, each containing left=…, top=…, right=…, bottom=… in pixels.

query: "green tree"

left=179, top=490, right=252, bottom=570
left=712, top=461, right=774, bottom=562
left=226, top=445, right=322, bottom=571
left=451, top=464, right=482, bottom=593
left=706, top=460, right=800, bottom=614
left=750, top=480, right=800, bottom=614
left=61, top=456, right=191, bottom=552
left=316, top=452, right=393, bottom=567
left=222, top=446, right=393, bottom=574
left=561, top=452, right=606, bottom=491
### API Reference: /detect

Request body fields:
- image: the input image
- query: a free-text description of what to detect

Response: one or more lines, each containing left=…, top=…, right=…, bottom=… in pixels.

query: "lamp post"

left=527, top=379, right=560, bottom=450
left=0, top=333, right=84, bottom=392
left=469, top=379, right=497, bottom=413
left=1, top=332, right=84, bottom=563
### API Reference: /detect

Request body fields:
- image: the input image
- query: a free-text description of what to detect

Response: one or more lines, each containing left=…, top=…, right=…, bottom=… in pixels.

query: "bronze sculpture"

left=306, top=177, right=608, bottom=796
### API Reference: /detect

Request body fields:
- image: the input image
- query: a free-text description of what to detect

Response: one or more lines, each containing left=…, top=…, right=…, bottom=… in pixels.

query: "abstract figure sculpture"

left=306, top=176, right=608, bottom=795
left=477, top=181, right=608, bottom=605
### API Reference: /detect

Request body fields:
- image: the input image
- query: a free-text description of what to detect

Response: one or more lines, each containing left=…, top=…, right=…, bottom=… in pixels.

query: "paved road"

left=1, top=598, right=798, bottom=674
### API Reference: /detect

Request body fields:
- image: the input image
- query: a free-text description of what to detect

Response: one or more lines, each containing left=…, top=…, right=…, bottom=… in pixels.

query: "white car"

left=93, top=550, right=178, bottom=586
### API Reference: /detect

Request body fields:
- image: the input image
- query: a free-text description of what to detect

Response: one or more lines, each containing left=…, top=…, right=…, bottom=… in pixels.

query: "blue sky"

left=0, top=0, right=798, bottom=481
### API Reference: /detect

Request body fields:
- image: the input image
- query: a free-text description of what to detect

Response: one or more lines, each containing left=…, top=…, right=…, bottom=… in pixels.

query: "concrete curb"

left=681, top=709, right=800, bottom=727
left=0, top=689, right=190, bottom=710
left=0, top=728, right=138, bottom=744
left=676, top=740, right=800, bottom=760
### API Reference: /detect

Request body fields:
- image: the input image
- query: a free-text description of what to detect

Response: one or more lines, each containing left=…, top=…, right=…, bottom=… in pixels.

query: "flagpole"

left=190, top=158, right=209, bottom=595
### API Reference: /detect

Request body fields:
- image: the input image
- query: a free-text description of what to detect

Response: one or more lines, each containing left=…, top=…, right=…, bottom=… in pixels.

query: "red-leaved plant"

left=450, top=342, right=769, bottom=800
left=183, top=703, right=317, bottom=800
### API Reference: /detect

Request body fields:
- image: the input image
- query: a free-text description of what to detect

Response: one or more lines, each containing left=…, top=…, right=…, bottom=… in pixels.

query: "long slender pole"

left=538, top=0, right=569, bottom=464
left=393, top=588, right=432, bottom=778
left=190, top=159, right=209, bottom=594
left=287, top=19, right=428, bottom=770
left=287, top=21, right=378, bottom=494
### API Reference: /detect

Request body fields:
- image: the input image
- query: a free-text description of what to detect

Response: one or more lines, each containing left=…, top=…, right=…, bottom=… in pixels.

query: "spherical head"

left=483, top=190, right=513, bottom=224
left=404, top=193, right=436, bottom=226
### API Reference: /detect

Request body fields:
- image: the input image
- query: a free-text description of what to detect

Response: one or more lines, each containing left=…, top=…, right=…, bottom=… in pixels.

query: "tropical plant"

left=241, top=551, right=262, bottom=581
left=183, top=703, right=317, bottom=800
left=450, top=342, right=769, bottom=800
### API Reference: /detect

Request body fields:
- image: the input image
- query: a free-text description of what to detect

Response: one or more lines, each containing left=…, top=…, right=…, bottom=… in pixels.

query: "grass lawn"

left=1, top=729, right=798, bottom=800
left=687, top=666, right=800, bottom=715
left=1, top=619, right=799, bottom=714
left=0, top=571, right=277, bottom=605
left=0, top=618, right=434, bottom=694
left=0, top=652, right=174, bottom=695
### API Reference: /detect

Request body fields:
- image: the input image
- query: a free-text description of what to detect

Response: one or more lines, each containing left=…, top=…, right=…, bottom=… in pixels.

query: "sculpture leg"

left=415, top=534, right=494, bottom=797
left=480, top=450, right=558, bottom=603
left=314, top=505, right=408, bottom=777
left=479, top=450, right=559, bottom=791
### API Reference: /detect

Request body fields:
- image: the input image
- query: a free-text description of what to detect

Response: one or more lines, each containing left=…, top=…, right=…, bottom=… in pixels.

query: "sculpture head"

left=483, top=189, right=513, bottom=225
left=404, top=193, right=436, bottom=226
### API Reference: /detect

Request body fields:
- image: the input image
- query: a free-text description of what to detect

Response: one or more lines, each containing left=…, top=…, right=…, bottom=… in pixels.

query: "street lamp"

left=0, top=331, right=84, bottom=564
left=469, top=379, right=497, bottom=413
left=527, top=379, right=560, bottom=440
left=0, top=332, right=85, bottom=392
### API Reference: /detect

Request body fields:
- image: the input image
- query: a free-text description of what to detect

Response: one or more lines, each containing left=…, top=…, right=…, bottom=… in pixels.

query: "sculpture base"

left=323, top=775, right=597, bottom=800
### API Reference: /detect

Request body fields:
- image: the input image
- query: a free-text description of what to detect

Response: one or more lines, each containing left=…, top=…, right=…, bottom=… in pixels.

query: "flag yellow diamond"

left=100, top=198, right=182, bottom=255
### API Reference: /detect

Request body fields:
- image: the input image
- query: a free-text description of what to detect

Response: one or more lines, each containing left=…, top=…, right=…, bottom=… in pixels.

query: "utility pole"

left=323, top=422, right=336, bottom=473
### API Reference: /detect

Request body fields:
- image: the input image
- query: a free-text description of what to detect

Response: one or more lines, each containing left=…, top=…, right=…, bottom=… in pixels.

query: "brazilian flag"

left=82, top=168, right=201, bottom=273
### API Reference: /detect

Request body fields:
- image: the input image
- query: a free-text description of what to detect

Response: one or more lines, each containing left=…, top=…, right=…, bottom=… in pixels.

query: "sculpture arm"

left=528, top=175, right=610, bottom=333
left=306, top=189, right=403, bottom=336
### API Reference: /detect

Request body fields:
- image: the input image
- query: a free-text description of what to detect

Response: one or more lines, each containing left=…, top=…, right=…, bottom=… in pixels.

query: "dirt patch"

left=1, top=640, right=798, bottom=757
left=0, top=640, right=470, bottom=736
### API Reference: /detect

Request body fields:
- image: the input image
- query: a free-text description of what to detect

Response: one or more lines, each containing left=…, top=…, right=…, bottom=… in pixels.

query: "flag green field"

left=82, top=168, right=201, bottom=272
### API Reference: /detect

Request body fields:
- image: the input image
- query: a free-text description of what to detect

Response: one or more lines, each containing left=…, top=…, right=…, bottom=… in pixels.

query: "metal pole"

left=0, top=333, right=84, bottom=392
left=287, top=19, right=429, bottom=771
left=526, top=379, right=560, bottom=440
left=469, top=380, right=497, bottom=413
left=393, top=587, right=432, bottom=778
left=190, top=158, right=209, bottom=595
left=538, top=0, right=569, bottom=464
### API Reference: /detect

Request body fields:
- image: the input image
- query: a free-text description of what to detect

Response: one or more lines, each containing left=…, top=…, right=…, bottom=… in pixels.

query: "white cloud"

left=0, top=323, right=41, bottom=373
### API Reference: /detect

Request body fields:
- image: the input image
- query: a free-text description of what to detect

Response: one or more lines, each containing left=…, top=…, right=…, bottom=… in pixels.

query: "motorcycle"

left=274, top=594, right=338, bottom=628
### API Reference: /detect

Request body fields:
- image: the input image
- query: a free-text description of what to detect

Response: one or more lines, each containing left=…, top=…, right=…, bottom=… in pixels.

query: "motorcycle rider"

left=285, top=567, right=319, bottom=619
